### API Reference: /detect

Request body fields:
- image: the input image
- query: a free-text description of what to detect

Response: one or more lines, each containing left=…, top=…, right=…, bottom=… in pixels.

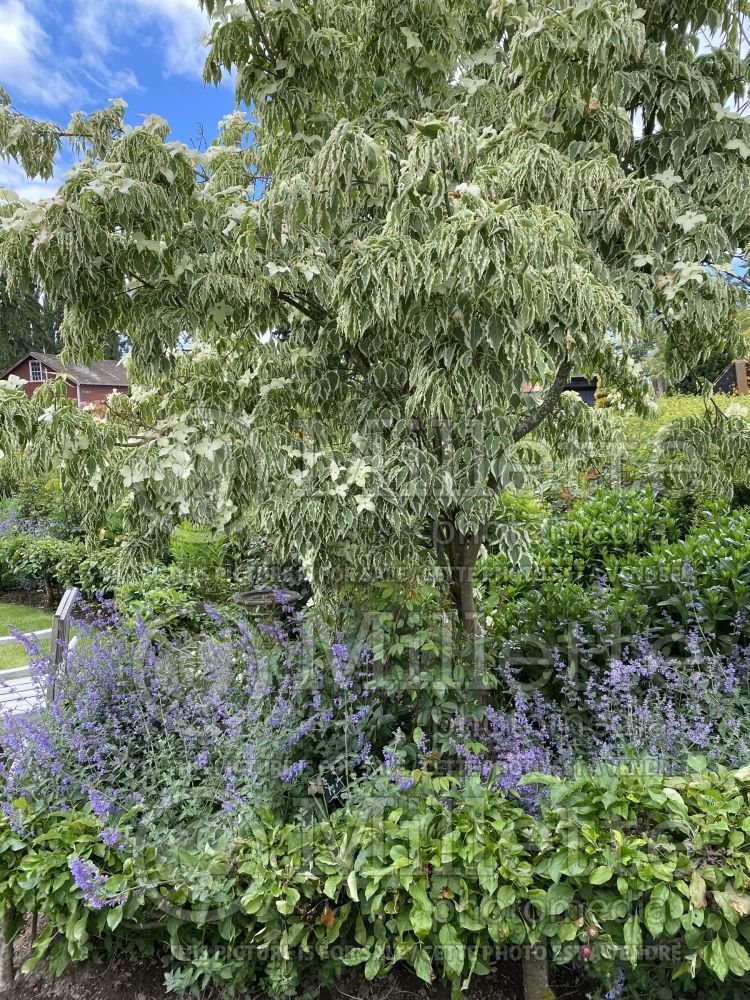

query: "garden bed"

left=2, top=922, right=595, bottom=1000
left=3, top=420, right=750, bottom=999
left=0, top=592, right=52, bottom=612
left=5, top=928, right=166, bottom=1000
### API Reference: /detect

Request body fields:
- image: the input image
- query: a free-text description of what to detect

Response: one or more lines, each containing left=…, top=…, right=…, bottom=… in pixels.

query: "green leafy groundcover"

left=5, top=763, right=750, bottom=997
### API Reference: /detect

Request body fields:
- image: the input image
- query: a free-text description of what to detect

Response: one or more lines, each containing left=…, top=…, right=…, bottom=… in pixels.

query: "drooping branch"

left=245, top=2, right=275, bottom=60
left=643, top=81, right=663, bottom=138
left=511, top=359, right=573, bottom=444
left=274, top=290, right=328, bottom=324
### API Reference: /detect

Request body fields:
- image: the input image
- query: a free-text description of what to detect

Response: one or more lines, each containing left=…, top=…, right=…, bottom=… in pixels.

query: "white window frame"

left=29, top=360, right=43, bottom=382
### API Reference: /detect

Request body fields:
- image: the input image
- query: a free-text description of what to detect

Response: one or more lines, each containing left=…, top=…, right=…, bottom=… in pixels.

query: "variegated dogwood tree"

left=1, top=0, right=750, bottom=639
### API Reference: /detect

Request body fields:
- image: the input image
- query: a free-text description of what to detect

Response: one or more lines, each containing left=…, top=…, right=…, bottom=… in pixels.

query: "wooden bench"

left=0, top=587, right=80, bottom=716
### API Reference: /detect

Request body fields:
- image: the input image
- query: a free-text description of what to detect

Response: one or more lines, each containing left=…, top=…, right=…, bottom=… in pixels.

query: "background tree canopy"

left=0, top=275, right=62, bottom=373
left=0, top=0, right=749, bottom=623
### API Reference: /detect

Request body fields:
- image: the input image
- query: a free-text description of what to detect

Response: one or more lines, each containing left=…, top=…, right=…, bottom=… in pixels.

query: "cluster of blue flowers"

left=68, top=857, right=124, bottom=910
left=0, top=600, right=374, bottom=834
left=451, top=625, right=750, bottom=808
left=0, top=507, right=55, bottom=538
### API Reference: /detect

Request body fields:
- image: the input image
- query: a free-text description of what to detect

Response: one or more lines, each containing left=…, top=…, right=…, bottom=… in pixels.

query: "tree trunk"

left=437, top=520, right=553, bottom=997
left=523, top=940, right=553, bottom=1000
left=433, top=521, right=486, bottom=701
left=442, top=527, right=483, bottom=634
left=450, top=549, right=479, bottom=635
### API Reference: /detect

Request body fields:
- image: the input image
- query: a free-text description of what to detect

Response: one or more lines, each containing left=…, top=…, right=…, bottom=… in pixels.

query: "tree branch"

left=511, top=359, right=573, bottom=443
left=245, top=2, right=274, bottom=59
left=274, top=290, right=327, bottom=324
left=643, top=81, right=663, bottom=138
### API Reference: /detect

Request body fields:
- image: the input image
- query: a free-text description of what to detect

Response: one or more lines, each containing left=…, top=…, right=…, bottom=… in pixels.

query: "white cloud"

left=0, top=0, right=87, bottom=107
left=0, top=159, right=60, bottom=201
left=72, top=0, right=212, bottom=81
left=0, top=0, right=212, bottom=117
left=133, top=0, right=212, bottom=79
left=0, top=0, right=217, bottom=201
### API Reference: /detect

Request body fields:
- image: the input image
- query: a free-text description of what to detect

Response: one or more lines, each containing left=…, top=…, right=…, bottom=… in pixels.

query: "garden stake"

left=0, top=905, right=15, bottom=991
left=522, top=942, right=552, bottom=1000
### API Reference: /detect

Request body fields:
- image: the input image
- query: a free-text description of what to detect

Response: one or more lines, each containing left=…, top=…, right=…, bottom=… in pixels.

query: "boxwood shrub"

left=3, top=762, right=750, bottom=998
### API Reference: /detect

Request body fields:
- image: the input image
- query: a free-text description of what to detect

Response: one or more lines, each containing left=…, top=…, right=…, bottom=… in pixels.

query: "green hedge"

left=4, top=763, right=750, bottom=997
left=480, top=503, right=750, bottom=673
left=0, top=533, right=85, bottom=597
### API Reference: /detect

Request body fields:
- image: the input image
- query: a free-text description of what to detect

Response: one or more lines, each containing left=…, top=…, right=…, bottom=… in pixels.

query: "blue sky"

left=0, top=0, right=234, bottom=198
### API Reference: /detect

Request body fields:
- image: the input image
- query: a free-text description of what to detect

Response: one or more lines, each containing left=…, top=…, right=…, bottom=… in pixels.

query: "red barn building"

left=0, top=352, right=129, bottom=407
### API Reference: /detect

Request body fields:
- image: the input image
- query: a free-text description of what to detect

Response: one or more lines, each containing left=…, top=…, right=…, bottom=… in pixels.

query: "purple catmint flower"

left=0, top=510, right=52, bottom=538
left=280, top=760, right=307, bottom=783
left=347, top=705, right=370, bottom=727
left=0, top=601, right=375, bottom=831
left=605, top=969, right=626, bottom=999
left=382, top=743, right=417, bottom=790
left=452, top=626, right=750, bottom=807
left=332, top=639, right=353, bottom=690
left=86, top=788, right=113, bottom=819
left=100, top=827, right=126, bottom=850
left=69, top=857, right=120, bottom=910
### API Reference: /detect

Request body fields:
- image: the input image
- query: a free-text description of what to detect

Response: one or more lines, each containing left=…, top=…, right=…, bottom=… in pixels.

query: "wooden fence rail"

left=47, top=586, right=79, bottom=703
left=0, top=628, right=51, bottom=647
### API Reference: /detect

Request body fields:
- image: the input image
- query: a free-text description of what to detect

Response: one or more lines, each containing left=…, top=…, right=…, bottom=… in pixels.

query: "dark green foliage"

left=8, top=477, right=86, bottom=541
left=225, top=534, right=308, bottom=597
left=0, top=533, right=85, bottom=598
left=76, top=546, right=121, bottom=599
left=115, top=565, right=228, bottom=637
left=341, top=580, right=481, bottom=735
left=483, top=487, right=678, bottom=585
left=668, top=346, right=735, bottom=396
left=4, top=763, right=750, bottom=996
left=544, top=488, right=679, bottom=580
left=479, top=493, right=750, bottom=681
left=591, top=965, right=749, bottom=999
left=0, top=275, right=62, bottom=374
left=605, top=508, right=750, bottom=651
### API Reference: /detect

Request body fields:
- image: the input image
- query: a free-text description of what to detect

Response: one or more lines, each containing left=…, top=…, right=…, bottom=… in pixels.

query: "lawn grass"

left=0, top=602, right=53, bottom=670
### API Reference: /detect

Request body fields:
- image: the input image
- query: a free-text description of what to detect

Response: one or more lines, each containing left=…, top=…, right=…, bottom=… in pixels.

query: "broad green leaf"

left=689, top=872, right=707, bottom=909
left=413, top=949, right=433, bottom=983
left=589, top=866, right=613, bottom=885
left=347, top=871, right=359, bottom=902
left=439, top=923, right=465, bottom=978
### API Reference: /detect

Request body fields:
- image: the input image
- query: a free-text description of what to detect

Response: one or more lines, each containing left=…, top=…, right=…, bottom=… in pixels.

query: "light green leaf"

left=400, top=28, right=423, bottom=50
left=623, top=916, right=642, bottom=964
left=413, top=949, right=433, bottom=983
left=689, top=871, right=707, bottom=909
left=347, top=871, right=359, bottom=902
left=726, top=138, right=750, bottom=160
left=724, top=937, right=750, bottom=976
left=704, top=938, right=729, bottom=981
left=410, top=905, right=433, bottom=938
left=439, top=922, right=465, bottom=978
